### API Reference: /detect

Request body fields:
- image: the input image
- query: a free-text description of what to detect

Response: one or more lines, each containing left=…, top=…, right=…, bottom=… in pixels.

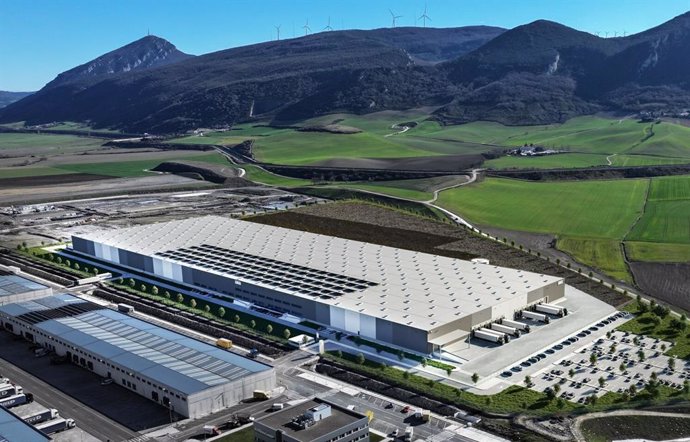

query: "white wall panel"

left=152, top=258, right=164, bottom=277
left=360, top=313, right=377, bottom=339
left=94, top=242, right=104, bottom=259
left=172, top=263, right=183, bottom=282
left=330, top=306, right=346, bottom=330
left=344, top=309, right=360, bottom=334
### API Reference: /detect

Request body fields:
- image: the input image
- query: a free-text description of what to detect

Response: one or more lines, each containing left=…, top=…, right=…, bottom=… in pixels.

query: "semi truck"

left=536, top=303, right=567, bottom=317
left=0, top=377, right=10, bottom=386
left=414, top=409, right=430, bottom=422
left=216, top=338, right=233, bottom=349
left=491, top=323, right=521, bottom=337
left=0, top=393, right=34, bottom=408
left=35, top=418, right=76, bottom=434
left=0, top=384, right=22, bottom=398
left=521, top=310, right=550, bottom=323
left=502, top=319, right=531, bottom=332
left=474, top=329, right=506, bottom=344
left=23, top=409, right=59, bottom=425
left=480, top=327, right=510, bottom=343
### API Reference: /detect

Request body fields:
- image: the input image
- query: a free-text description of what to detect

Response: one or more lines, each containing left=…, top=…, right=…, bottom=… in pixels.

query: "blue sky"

left=1, top=0, right=688, bottom=91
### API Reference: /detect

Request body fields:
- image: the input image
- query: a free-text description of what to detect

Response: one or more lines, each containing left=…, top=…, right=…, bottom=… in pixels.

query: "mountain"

left=46, top=35, right=193, bottom=89
left=437, top=13, right=690, bottom=124
left=0, top=27, right=499, bottom=132
left=2, top=14, right=690, bottom=132
left=0, top=91, right=33, bottom=108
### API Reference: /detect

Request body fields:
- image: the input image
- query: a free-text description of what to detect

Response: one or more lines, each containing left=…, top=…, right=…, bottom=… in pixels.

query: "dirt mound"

left=153, top=160, right=250, bottom=185
left=630, top=262, right=690, bottom=312
left=297, top=124, right=362, bottom=134
left=312, top=154, right=483, bottom=172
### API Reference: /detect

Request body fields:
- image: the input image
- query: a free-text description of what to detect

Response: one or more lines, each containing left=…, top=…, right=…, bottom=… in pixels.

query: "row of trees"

left=113, top=278, right=294, bottom=339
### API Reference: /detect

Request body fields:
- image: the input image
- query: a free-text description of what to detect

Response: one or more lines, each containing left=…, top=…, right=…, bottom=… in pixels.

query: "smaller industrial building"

left=0, top=294, right=275, bottom=419
left=254, top=398, right=369, bottom=442
left=0, top=406, right=51, bottom=442
left=0, top=271, right=52, bottom=305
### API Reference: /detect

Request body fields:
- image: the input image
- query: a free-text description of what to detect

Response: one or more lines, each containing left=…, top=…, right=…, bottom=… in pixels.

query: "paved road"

left=0, top=358, right=137, bottom=442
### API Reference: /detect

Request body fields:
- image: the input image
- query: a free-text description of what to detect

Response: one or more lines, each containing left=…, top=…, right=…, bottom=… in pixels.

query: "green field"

left=557, top=238, right=631, bottom=282
left=626, top=241, right=690, bottom=262
left=609, top=154, right=690, bottom=167
left=0, top=132, right=106, bottom=152
left=330, top=175, right=468, bottom=201
left=240, top=164, right=313, bottom=187
left=437, top=177, right=648, bottom=239
left=627, top=175, right=690, bottom=245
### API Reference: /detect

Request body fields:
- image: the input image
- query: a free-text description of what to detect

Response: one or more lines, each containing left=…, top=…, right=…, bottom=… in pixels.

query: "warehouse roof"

left=74, top=216, right=563, bottom=331
left=0, top=272, right=48, bottom=298
left=0, top=407, right=51, bottom=442
left=0, top=295, right=272, bottom=396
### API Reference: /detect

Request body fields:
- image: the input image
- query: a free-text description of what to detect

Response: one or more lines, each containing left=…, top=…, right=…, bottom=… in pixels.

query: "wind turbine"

left=613, top=31, right=618, bottom=37
left=275, top=25, right=281, bottom=41
left=419, top=3, right=431, bottom=28
left=303, top=19, right=311, bottom=35
left=623, top=30, right=627, bottom=37
left=594, top=31, right=600, bottom=37
left=323, top=16, right=333, bottom=31
left=604, top=31, right=609, bottom=38
left=389, top=9, right=403, bottom=28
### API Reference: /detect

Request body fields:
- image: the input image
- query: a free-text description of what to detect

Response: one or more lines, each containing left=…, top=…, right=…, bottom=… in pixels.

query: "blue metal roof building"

left=0, top=271, right=52, bottom=305
left=0, top=295, right=275, bottom=418
left=0, top=406, right=51, bottom=442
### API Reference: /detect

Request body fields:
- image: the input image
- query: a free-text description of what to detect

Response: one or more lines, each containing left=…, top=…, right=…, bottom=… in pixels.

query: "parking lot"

left=529, top=328, right=690, bottom=404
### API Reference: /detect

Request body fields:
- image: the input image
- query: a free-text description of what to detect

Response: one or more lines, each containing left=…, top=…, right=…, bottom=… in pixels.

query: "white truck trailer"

left=0, top=393, right=34, bottom=408
left=491, top=323, right=521, bottom=337
left=35, top=418, right=76, bottom=434
left=474, top=329, right=506, bottom=344
left=521, top=310, right=550, bottom=323
left=536, top=304, right=565, bottom=317
left=0, top=384, right=22, bottom=399
left=502, top=319, right=531, bottom=332
left=23, top=409, right=59, bottom=425
left=480, top=327, right=511, bottom=343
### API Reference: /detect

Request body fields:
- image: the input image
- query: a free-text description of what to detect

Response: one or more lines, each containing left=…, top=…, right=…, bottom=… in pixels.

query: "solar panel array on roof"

left=157, top=244, right=377, bottom=299
left=0, top=274, right=48, bottom=298
left=0, top=293, right=87, bottom=318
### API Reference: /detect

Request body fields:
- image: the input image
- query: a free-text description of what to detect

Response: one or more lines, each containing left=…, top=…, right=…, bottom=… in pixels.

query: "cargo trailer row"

left=536, top=303, right=568, bottom=317
left=473, top=328, right=507, bottom=344
left=491, top=323, right=521, bottom=337
left=520, top=310, right=550, bottom=323
left=501, top=319, right=531, bottom=332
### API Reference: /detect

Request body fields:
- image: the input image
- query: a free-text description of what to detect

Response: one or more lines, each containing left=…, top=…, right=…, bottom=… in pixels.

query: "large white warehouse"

left=0, top=294, right=275, bottom=418
left=70, top=216, right=565, bottom=353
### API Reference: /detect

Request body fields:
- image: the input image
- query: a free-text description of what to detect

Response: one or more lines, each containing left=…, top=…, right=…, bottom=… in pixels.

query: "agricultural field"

left=0, top=132, right=106, bottom=155
left=331, top=175, right=468, bottom=201
left=484, top=153, right=608, bottom=170
left=436, top=177, right=648, bottom=239
left=556, top=238, right=630, bottom=283
left=580, top=415, right=690, bottom=442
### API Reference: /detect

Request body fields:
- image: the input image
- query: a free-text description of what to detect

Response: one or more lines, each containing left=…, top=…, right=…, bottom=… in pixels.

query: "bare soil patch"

left=581, top=415, right=690, bottom=442
left=250, top=202, right=630, bottom=306
left=630, top=262, right=690, bottom=312
left=0, top=173, right=110, bottom=188
left=312, top=154, right=483, bottom=171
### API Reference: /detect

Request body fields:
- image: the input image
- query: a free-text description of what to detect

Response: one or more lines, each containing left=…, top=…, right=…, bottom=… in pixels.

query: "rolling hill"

left=2, top=13, right=690, bottom=132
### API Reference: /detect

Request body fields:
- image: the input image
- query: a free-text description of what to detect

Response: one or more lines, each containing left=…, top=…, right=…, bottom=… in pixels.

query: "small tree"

left=233, top=314, right=240, bottom=323
left=356, top=353, right=365, bottom=365
left=151, top=286, right=159, bottom=296
left=56, top=256, right=63, bottom=265
left=619, top=362, right=626, bottom=373
left=638, top=350, right=645, bottom=362
left=403, top=371, right=410, bottom=380
left=115, top=277, right=123, bottom=285
left=472, top=373, right=479, bottom=384
left=266, top=324, right=273, bottom=334
left=249, top=319, right=256, bottom=329
left=93, top=268, right=99, bottom=275
left=609, top=343, right=617, bottom=354
left=650, top=371, right=658, bottom=381
left=128, top=278, right=135, bottom=288
left=569, top=368, right=576, bottom=378
left=164, top=291, right=171, bottom=299
left=189, top=298, right=197, bottom=309
left=545, top=388, right=556, bottom=401
left=140, top=284, right=147, bottom=292
left=73, top=262, right=80, bottom=271
left=176, top=293, right=184, bottom=303
left=590, top=353, right=598, bottom=365
left=668, top=357, right=676, bottom=371
left=397, top=350, right=404, bottom=361
left=553, top=383, right=561, bottom=394
left=421, top=358, right=427, bottom=368
left=65, top=259, right=71, bottom=267
left=446, top=367, right=452, bottom=376
left=283, top=328, right=291, bottom=339
left=204, top=304, right=210, bottom=313
left=683, top=380, right=690, bottom=394
left=598, top=377, right=605, bottom=388
left=217, top=307, right=225, bottom=318
left=524, top=375, right=532, bottom=387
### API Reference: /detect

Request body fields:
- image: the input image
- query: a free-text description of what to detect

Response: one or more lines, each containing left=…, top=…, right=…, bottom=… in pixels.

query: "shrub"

left=189, top=299, right=197, bottom=309
left=250, top=319, right=256, bottom=329
left=283, top=329, right=291, bottom=339
left=176, top=293, right=184, bottom=303
left=471, top=373, right=479, bottom=384
left=217, top=307, right=225, bottom=318
left=233, top=314, right=240, bottom=323
left=164, top=291, right=171, bottom=299
left=140, top=284, right=147, bottom=292
left=356, top=353, right=365, bottom=364
left=266, top=324, right=273, bottom=334
left=204, top=304, right=210, bottom=313
left=152, top=286, right=159, bottom=296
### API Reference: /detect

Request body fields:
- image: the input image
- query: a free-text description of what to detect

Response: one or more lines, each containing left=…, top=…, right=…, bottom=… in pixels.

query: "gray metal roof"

left=0, top=407, right=51, bottom=442
left=0, top=273, right=48, bottom=298
left=75, top=216, right=564, bottom=331
left=1, top=295, right=271, bottom=396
